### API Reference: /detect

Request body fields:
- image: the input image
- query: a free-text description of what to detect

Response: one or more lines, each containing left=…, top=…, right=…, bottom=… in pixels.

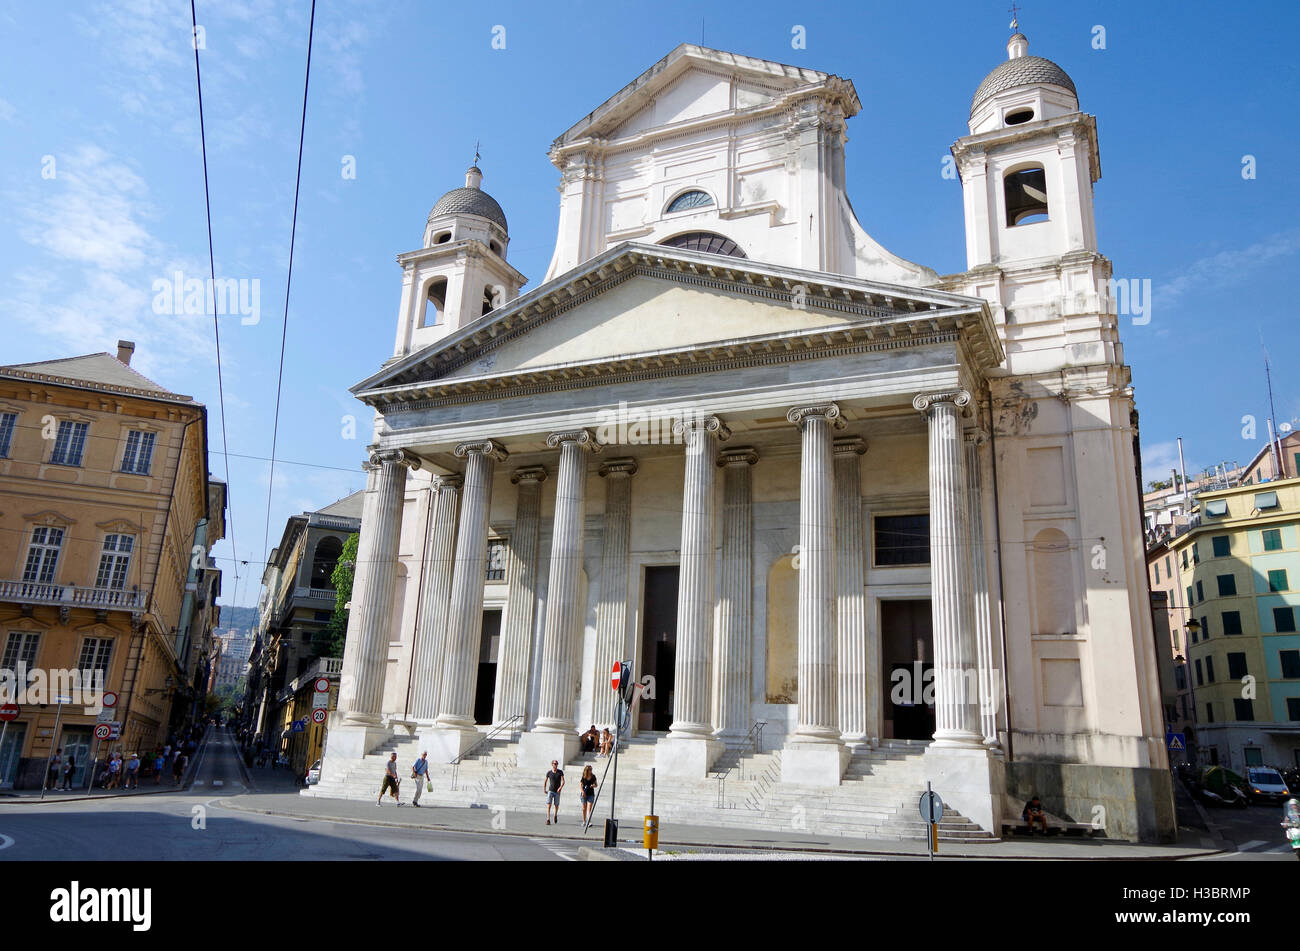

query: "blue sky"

left=1, top=0, right=1297, bottom=607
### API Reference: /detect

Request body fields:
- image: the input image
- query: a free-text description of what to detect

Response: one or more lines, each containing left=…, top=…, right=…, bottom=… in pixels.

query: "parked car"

left=1245, top=766, right=1290, bottom=804
left=305, top=760, right=322, bottom=786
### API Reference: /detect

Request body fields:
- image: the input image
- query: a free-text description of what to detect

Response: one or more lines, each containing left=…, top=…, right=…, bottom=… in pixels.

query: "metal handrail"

left=448, top=714, right=524, bottom=790
left=711, top=720, right=767, bottom=807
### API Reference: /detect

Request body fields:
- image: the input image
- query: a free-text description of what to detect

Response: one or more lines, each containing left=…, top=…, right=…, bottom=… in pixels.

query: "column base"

left=655, top=735, right=724, bottom=780
left=780, top=742, right=850, bottom=786
left=420, top=726, right=481, bottom=764
left=518, top=731, right=580, bottom=771
left=922, top=743, right=1004, bottom=835
left=322, top=721, right=392, bottom=761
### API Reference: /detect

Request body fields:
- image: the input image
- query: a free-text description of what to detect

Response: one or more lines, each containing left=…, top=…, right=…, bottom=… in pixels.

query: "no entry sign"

left=0, top=703, right=20, bottom=722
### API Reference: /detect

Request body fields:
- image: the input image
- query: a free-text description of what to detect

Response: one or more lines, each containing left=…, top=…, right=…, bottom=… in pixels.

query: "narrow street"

left=0, top=727, right=582, bottom=861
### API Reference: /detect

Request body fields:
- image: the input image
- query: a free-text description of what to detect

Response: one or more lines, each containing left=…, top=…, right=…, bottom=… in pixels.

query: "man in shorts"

left=378, top=752, right=402, bottom=806
left=543, top=760, right=564, bottom=825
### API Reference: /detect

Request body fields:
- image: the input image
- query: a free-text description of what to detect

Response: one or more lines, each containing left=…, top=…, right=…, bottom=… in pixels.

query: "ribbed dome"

left=971, top=47, right=1076, bottom=117
left=428, top=173, right=508, bottom=232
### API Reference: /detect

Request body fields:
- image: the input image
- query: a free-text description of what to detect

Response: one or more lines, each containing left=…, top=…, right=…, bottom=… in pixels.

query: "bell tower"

left=951, top=30, right=1117, bottom=374
left=392, top=164, right=528, bottom=359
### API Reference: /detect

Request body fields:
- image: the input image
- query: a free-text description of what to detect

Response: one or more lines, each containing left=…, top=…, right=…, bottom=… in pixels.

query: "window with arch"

left=311, top=536, right=343, bottom=589
left=1031, top=528, right=1075, bottom=635
left=423, top=278, right=447, bottom=327
left=665, top=190, right=714, bottom=214
left=489, top=239, right=502, bottom=256
left=658, top=231, right=746, bottom=258
left=432, top=230, right=452, bottom=244
left=1004, top=165, right=1048, bottom=226
left=481, top=284, right=500, bottom=317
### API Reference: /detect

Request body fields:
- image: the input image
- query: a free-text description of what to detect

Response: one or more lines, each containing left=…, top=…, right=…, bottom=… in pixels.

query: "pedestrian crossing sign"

left=1167, top=732, right=1185, bottom=751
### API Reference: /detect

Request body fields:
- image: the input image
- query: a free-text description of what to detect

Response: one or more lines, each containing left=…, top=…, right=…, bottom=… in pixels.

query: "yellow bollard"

left=644, top=814, right=659, bottom=851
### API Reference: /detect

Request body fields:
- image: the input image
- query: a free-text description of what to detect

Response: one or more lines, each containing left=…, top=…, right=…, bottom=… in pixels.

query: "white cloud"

left=0, top=98, right=15, bottom=121
left=1158, top=229, right=1300, bottom=308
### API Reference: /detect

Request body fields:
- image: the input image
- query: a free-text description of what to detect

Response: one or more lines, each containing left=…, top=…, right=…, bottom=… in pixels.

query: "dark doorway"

left=474, top=609, right=502, bottom=725
left=639, top=566, right=679, bottom=732
left=882, top=599, right=935, bottom=741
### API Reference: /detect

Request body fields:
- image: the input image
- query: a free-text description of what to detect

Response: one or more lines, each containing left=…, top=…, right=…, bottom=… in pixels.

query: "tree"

left=312, top=532, right=358, bottom=659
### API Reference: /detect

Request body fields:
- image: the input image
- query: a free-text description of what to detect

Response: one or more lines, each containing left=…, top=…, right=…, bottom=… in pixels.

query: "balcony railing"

left=293, top=586, right=338, bottom=602
left=0, top=579, right=147, bottom=611
left=277, top=655, right=343, bottom=702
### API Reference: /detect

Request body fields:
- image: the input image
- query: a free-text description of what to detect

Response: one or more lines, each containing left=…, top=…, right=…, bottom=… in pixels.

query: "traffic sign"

left=611, top=662, right=624, bottom=692
left=314, top=677, right=329, bottom=693
left=1167, top=732, right=1186, bottom=751
left=96, top=706, right=114, bottom=723
left=311, top=690, right=330, bottom=710
left=95, top=724, right=111, bottom=739
left=102, top=691, right=118, bottom=709
left=919, top=790, right=944, bottom=824
left=291, top=720, right=306, bottom=733
left=312, top=708, right=327, bottom=724
left=108, top=721, right=122, bottom=739
left=0, top=703, right=21, bottom=722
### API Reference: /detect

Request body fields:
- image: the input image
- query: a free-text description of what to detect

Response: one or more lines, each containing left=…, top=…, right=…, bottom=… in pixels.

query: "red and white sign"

left=611, top=662, right=623, bottom=692
left=312, top=708, right=327, bottom=724
left=314, top=677, right=330, bottom=693
left=0, top=703, right=20, bottom=722
left=101, top=691, right=118, bottom=709
left=94, top=723, right=111, bottom=739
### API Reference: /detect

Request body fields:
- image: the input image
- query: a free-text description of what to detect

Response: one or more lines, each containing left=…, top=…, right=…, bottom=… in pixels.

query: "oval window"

left=1005, top=109, right=1034, bottom=126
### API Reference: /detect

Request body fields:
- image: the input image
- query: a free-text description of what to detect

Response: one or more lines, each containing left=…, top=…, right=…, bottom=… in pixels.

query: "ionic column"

left=338, top=447, right=417, bottom=725
left=593, top=458, right=637, bottom=729
left=655, top=415, right=729, bottom=778
left=409, top=474, right=462, bottom=723
left=788, top=404, right=843, bottom=747
left=712, top=446, right=757, bottom=739
left=492, top=466, right=547, bottom=727
left=520, top=430, right=599, bottom=769
left=834, top=436, right=869, bottom=748
left=533, top=430, right=600, bottom=733
left=432, top=439, right=507, bottom=749
left=913, top=390, right=982, bottom=747
left=965, top=431, right=1000, bottom=748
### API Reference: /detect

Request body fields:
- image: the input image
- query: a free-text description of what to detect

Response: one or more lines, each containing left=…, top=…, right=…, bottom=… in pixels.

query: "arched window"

left=311, top=536, right=343, bottom=589
left=665, top=190, right=714, bottom=214
left=1031, top=528, right=1075, bottom=635
left=481, top=284, right=497, bottom=317
left=489, top=239, right=502, bottom=256
left=423, top=278, right=447, bottom=327
left=433, top=230, right=452, bottom=244
left=1004, top=165, right=1048, bottom=226
left=658, top=231, right=746, bottom=258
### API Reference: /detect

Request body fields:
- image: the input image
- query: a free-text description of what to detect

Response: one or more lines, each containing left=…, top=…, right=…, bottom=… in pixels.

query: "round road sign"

left=95, top=724, right=111, bottom=739
left=0, top=703, right=20, bottom=722
left=312, top=708, right=327, bottom=724
left=314, top=677, right=329, bottom=693
left=918, top=791, right=944, bottom=824
left=611, top=662, right=622, bottom=692
left=101, top=691, right=118, bottom=708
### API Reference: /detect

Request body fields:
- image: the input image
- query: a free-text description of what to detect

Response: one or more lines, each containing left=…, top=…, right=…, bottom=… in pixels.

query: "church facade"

left=322, top=35, right=1174, bottom=840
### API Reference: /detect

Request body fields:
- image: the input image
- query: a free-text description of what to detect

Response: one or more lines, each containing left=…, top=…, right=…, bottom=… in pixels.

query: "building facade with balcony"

left=1160, top=476, right=1300, bottom=772
left=245, top=492, right=360, bottom=752
left=0, top=341, right=226, bottom=788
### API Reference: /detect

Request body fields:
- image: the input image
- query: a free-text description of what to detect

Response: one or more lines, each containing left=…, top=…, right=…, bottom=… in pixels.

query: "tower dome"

left=970, top=33, right=1076, bottom=118
left=428, top=165, right=508, bottom=232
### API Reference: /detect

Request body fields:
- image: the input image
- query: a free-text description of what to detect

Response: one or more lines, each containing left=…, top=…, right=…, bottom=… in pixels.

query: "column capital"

left=545, top=428, right=602, bottom=452
left=912, top=390, right=972, bottom=414
left=454, top=439, right=508, bottom=461
left=833, top=436, right=867, bottom=457
left=717, top=446, right=758, bottom=468
left=598, top=457, right=638, bottom=478
left=433, top=473, right=464, bottom=490
left=787, top=402, right=845, bottom=429
left=368, top=447, right=421, bottom=470
left=672, top=414, right=731, bottom=440
left=510, top=465, right=549, bottom=485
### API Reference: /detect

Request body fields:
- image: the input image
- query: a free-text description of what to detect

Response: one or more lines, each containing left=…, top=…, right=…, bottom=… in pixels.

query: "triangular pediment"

left=354, top=243, right=1000, bottom=405
left=554, top=44, right=851, bottom=147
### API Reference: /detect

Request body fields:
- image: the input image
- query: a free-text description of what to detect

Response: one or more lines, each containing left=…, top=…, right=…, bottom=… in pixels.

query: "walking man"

left=378, top=752, right=402, bottom=806
left=411, top=751, right=430, bottom=807
left=124, top=752, right=140, bottom=789
left=544, top=759, right=565, bottom=826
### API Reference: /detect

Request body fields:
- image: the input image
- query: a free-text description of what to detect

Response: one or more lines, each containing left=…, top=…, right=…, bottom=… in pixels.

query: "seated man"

left=580, top=725, right=600, bottom=753
left=1023, top=795, right=1048, bottom=834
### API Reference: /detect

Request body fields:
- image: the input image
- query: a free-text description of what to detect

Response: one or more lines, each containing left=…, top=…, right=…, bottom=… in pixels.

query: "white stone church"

left=313, top=33, right=1174, bottom=841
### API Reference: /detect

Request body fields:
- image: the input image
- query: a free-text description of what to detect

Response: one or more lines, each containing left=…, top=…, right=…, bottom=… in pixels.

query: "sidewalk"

left=215, top=787, right=1226, bottom=860
left=0, top=732, right=212, bottom=804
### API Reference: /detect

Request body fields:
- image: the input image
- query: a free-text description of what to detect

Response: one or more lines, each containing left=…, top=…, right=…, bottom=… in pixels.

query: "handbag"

left=426, top=781, right=433, bottom=792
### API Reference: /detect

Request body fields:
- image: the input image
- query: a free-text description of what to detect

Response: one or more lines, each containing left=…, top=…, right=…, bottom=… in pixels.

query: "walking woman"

left=579, top=764, right=598, bottom=825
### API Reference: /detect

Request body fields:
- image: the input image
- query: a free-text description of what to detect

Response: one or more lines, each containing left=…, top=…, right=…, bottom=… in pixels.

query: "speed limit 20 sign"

left=94, top=724, right=111, bottom=739
left=311, top=708, right=327, bottom=724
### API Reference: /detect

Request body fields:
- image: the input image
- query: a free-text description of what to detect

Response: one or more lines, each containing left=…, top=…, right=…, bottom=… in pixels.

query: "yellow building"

left=1164, top=475, right=1300, bottom=771
left=0, top=341, right=225, bottom=789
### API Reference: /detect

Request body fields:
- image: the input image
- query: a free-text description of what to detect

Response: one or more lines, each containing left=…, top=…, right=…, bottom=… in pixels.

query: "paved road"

left=0, top=727, right=580, bottom=861
left=1190, top=797, right=1299, bottom=861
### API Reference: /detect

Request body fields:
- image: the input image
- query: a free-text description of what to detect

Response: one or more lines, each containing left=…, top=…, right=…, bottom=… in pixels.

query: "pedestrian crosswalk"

left=529, top=838, right=580, bottom=861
